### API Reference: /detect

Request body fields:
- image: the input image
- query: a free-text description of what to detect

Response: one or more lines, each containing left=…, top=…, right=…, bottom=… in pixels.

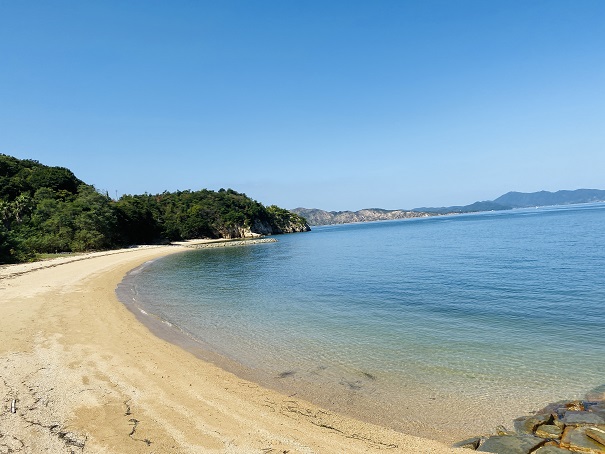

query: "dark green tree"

left=0, top=153, right=309, bottom=264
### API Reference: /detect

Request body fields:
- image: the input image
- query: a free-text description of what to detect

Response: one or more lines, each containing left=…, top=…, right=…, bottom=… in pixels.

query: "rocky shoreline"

left=455, top=395, right=605, bottom=453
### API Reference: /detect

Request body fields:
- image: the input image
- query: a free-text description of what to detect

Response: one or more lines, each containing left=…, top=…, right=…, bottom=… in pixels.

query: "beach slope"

left=0, top=246, right=461, bottom=453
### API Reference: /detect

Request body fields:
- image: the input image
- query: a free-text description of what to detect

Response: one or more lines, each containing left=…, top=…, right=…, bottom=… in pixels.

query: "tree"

left=0, top=153, right=310, bottom=264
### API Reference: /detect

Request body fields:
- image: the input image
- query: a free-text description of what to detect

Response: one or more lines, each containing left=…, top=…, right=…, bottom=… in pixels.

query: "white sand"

left=0, top=245, right=464, bottom=453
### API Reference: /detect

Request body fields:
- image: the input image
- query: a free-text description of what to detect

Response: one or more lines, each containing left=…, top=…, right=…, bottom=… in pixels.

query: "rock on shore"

left=455, top=396, right=605, bottom=453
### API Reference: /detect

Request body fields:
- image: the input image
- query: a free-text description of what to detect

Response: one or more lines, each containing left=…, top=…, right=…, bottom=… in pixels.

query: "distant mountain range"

left=292, top=189, right=605, bottom=226
left=290, top=208, right=432, bottom=226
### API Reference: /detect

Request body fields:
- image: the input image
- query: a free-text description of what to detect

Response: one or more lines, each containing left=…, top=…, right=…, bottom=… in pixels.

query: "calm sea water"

left=120, top=203, right=605, bottom=441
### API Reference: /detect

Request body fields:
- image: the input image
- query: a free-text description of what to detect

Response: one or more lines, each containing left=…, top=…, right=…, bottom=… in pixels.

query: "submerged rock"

left=587, top=386, right=605, bottom=402
left=586, top=402, right=605, bottom=412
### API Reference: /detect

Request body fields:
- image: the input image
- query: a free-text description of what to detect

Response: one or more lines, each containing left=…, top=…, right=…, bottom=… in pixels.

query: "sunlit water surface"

left=118, top=203, right=605, bottom=442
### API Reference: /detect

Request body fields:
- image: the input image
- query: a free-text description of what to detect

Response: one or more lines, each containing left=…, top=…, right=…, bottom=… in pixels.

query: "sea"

left=117, top=203, right=605, bottom=442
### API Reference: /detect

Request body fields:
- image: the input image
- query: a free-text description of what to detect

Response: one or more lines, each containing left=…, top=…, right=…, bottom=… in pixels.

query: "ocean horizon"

left=118, top=202, right=605, bottom=442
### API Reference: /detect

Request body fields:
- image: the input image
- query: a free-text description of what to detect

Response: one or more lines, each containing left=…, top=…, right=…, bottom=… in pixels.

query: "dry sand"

left=0, top=244, right=464, bottom=453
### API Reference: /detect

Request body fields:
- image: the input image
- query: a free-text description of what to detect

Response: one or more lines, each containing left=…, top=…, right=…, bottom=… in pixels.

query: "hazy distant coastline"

left=292, top=188, right=605, bottom=226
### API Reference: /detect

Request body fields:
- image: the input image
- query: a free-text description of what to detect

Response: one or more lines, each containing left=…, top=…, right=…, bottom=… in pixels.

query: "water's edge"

left=115, top=251, right=531, bottom=444
left=115, top=205, right=605, bottom=444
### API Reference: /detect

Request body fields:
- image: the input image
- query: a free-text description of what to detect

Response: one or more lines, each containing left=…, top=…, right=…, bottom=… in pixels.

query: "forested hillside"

left=0, top=154, right=309, bottom=263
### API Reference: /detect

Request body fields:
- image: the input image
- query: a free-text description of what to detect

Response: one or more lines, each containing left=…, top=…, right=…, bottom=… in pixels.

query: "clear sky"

left=1, top=1, right=603, bottom=211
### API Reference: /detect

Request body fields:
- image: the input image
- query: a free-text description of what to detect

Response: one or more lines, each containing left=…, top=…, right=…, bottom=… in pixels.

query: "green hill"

left=0, top=154, right=309, bottom=263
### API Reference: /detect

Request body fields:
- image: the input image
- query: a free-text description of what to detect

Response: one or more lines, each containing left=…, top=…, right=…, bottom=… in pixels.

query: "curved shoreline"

left=115, top=247, right=531, bottom=444
left=0, top=244, right=462, bottom=453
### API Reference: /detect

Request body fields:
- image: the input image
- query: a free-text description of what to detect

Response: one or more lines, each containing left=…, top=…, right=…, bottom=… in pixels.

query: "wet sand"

left=0, top=244, right=463, bottom=453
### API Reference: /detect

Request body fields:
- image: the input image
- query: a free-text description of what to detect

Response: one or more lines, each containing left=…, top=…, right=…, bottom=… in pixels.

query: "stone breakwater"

left=455, top=396, right=605, bottom=453
left=182, top=238, right=278, bottom=249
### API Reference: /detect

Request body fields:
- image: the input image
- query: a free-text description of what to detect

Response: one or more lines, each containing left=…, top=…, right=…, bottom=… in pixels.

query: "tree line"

left=0, top=154, right=309, bottom=263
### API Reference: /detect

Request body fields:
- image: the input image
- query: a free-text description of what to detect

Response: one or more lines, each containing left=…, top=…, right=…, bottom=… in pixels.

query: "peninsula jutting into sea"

left=0, top=154, right=309, bottom=264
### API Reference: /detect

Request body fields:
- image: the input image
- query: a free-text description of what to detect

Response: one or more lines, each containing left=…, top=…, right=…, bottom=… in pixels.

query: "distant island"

left=292, top=189, right=605, bottom=226
left=0, top=154, right=309, bottom=263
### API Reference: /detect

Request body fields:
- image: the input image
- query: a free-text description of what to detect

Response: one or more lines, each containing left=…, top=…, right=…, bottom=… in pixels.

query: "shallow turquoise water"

left=121, top=203, right=605, bottom=440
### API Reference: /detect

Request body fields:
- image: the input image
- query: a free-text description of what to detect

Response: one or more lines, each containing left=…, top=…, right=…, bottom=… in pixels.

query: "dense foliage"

left=0, top=154, right=309, bottom=263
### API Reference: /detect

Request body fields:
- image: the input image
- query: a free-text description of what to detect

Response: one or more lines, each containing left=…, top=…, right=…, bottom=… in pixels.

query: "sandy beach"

left=0, top=244, right=463, bottom=453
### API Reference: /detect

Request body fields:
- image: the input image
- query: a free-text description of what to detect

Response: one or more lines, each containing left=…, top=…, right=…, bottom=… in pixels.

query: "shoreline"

left=0, top=243, right=462, bottom=453
left=116, top=239, right=600, bottom=446
left=117, top=254, right=524, bottom=444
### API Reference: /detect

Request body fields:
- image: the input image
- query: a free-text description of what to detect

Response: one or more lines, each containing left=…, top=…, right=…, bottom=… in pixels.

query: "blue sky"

left=1, top=1, right=603, bottom=211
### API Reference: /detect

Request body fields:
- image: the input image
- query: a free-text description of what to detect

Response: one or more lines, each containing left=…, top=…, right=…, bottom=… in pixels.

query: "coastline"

left=118, top=254, right=523, bottom=445
left=0, top=243, right=462, bottom=453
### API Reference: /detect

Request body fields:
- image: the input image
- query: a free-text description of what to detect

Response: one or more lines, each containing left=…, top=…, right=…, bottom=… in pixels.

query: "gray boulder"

left=514, top=414, right=552, bottom=434
left=563, top=411, right=605, bottom=427
left=560, top=426, right=605, bottom=454
left=477, top=435, right=544, bottom=453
